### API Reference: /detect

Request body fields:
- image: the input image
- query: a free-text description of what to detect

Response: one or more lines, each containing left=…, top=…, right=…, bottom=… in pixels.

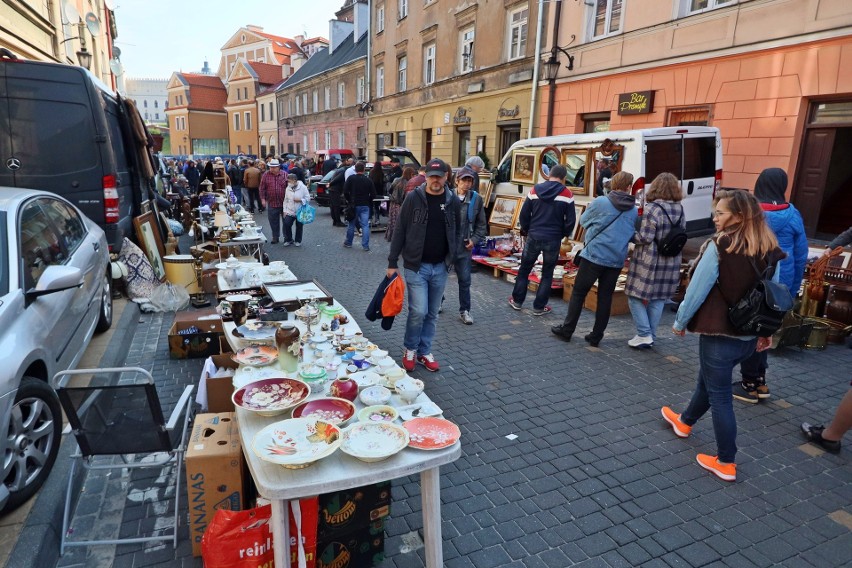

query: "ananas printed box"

left=317, top=482, right=391, bottom=539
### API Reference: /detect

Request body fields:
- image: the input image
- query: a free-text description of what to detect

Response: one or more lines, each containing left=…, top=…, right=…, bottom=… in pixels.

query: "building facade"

left=224, top=60, right=285, bottom=155
left=257, top=81, right=284, bottom=159
left=165, top=73, right=228, bottom=157
left=125, top=78, right=168, bottom=125
left=544, top=0, right=852, bottom=238
left=367, top=0, right=543, bottom=168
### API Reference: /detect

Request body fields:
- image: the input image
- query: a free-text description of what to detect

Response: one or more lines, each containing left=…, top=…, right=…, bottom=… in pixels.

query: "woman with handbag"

left=281, top=173, right=310, bottom=247
left=663, top=189, right=784, bottom=482
left=386, top=167, right=415, bottom=242
left=551, top=171, right=638, bottom=347
left=624, top=172, right=685, bottom=348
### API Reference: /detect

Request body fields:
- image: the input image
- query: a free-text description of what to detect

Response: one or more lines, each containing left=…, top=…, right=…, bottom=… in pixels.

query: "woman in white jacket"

left=282, top=173, right=310, bottom=246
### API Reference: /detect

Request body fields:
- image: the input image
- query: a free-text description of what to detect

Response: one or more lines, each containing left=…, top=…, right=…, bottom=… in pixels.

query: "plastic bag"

left=296, top=203, right=316, bottom=224
left=202, top=506, right=273, bottom=568
left=149, top=281, right=190, bottom=312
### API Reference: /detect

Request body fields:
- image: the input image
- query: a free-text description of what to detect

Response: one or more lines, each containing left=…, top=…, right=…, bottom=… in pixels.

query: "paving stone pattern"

left=56, top=211, right=851, bottom=567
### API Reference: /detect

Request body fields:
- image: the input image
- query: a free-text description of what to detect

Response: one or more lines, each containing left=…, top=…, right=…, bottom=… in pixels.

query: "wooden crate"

left=561, top=274, right=629, bottom=315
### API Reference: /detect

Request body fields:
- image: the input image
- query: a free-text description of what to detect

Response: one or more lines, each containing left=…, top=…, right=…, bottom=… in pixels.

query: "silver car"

left=0, top=188, right=112, bottom=514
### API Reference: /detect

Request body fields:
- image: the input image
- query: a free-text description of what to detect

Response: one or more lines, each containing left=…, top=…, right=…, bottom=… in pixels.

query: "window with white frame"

left=591, top=0, right=623, bottom=39
left=244, top=111, right=251, bottom=130
left=338, top=129, right=345, bottom=148
left=269, top=101, right=274, bottom=121
left=302, top=93, right=308, bottom=114
left=261, top=104, right=266, bottom=122
left=376, top=65, right=385, bottom=98
left=683, top=0, right=737, bottom=16
left=356, top=76, right=365, bottom=104
left=324, top=86, right=331, bottom=109
left=325, top=129, right=331, bottom=149
left=423, top=43, right=436, bottom=85
left=313, top=131, right=319, bottom=152
left=295, top=97, right=301, bottom=115
left=288, top=98, right=292, bottom=116
left=338, top=82, right=345, bottom=107
left=303, top=134, right=309, bottom=152
left=233, top=113, right=240, bottom=131
left=460, top=27, right=475, bottom=73
left=398, top=55, right=407, bottom=92
left=312, top=89, right=319, bottom=112
left=398, top=0, right=408, bottom=20
left=377, top=4, right=385, bottom=32
left=508, top=6, right=528, bottom=60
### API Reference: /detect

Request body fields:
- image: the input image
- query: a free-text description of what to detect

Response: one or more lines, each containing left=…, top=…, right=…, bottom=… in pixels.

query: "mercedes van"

left=0, top=52, right=153, bottom=252
left=489, top=127, right=722, bottom=237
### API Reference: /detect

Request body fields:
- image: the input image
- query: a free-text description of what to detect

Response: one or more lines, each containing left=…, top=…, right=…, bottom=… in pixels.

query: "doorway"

left=423, top=129, right=433, bottom=162
left=457, top=128, right=471, bottom=167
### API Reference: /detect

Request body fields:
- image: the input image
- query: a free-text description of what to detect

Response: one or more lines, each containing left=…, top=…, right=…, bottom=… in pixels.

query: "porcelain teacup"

left=351, top=353, right=368, bottom=369
left=383, top=367, right=406, bottom=389
left=370, top=349, right=389, bottom=361
left=395, top=377, right=424, bottom=404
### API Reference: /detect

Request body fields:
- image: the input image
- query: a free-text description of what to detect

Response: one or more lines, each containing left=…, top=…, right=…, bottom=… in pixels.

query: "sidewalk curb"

left=5, top=301, right=141, bottom=568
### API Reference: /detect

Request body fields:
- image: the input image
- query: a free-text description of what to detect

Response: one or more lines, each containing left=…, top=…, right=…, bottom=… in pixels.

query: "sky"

left=113, top=0, right=347, bottom=79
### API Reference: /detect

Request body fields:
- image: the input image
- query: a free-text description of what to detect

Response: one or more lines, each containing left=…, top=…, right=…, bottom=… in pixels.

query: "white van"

left=488, top=127, right=722, bottom=237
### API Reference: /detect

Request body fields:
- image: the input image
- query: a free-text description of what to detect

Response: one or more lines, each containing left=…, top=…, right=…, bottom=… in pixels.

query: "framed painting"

left=133, top=212, right=166, bottom=281
left=573, top=204, right=588, bottom=242
left=510, top=149, right=538, bottom=185
left=562, top=149, right=591, bottom=196
left=490, top=196, right=522, bottom=228
left=478, top=178, right=494, bottom=210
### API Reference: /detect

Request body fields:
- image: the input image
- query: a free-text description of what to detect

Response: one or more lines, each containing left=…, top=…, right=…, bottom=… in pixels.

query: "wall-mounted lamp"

left=357, top=100, right=374, bottom=118
left=541, top=43, right=575, bottom=82
left=283, top=117, right=295, bottom=129
left=61, top=22, right=92, bottom=70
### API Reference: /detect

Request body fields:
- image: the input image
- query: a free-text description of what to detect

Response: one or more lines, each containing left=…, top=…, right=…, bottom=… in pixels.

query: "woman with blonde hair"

left=662, top=189, right=785, bottom=482
left=624, top=172, right=685, bottom=348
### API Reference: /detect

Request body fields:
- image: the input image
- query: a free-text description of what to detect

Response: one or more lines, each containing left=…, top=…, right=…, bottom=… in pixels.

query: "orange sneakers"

left=696, top=454, right=737, bottom=482
left=661, top=407, right=692, bottom=438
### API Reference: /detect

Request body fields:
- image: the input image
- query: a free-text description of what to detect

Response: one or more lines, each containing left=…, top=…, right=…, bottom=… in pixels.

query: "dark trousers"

left=245, top=187, right=261, bottom=212
left=511, top=238, right=561, bottom=310
left=282, top=214, right=303, bottom=244
left=561, top=258, right=623, bottom=341
left=329, top=189, right=343, bottom=224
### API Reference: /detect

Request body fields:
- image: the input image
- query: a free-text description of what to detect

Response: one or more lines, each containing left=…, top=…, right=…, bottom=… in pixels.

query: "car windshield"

left=321, top=171, right=336, bottom=182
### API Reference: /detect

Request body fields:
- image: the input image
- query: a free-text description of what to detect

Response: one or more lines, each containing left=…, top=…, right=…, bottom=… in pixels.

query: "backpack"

left=654, top=204, right=688, bottom=257
left=721, top=258, right=793, bottom=337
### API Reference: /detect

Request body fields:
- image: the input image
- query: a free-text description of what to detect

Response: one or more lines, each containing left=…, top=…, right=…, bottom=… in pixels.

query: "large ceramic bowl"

left=252, top=418, right=341, bottom=469
left=403, top=417, right=461, bottom=450
left=232, top=345, right=278, bottom=367
left=359, top=385, right=391, bottom=406
left=358, top=405, right=399, bottom=423
left=232, top=378, right=310, bottom=417
left=291, top=397, right=356, bottom=426
left=233, top=321, right=279, bottom=341
left=340, top=422, right=409, bottom=463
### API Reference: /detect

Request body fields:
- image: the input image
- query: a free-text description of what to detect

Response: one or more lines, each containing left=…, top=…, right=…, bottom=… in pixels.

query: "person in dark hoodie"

left=733, top=167, right=808, bottom=404
left=509, top=165, right=576, bottom=316
left=552, top=171, right=638, bottom=346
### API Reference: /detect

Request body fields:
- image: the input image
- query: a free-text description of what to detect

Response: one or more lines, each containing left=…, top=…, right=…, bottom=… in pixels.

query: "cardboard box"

left=168, top=317, right=224, bottom=359
left=318, top=482, right=391, bottom=539
left=186, top=413, right=245, bottom=556
left=317, top=518, right=385, bottom=568
left=203, top=354, right=238, bottom=413
left=562, top=275, right=628, bottom=315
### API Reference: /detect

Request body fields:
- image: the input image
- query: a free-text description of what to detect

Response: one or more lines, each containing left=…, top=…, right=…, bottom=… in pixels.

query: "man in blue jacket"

left=735, top=168, right=808, bottom=403
left=509, top=164, right=576, bottom=315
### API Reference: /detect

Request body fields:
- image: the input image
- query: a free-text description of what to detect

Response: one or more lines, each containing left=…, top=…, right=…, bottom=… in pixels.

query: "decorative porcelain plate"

left=252, top=418, right=341, bottom=469
left=291, top=397, right=356, bottom=426
left=403, top=417, right=461, bottom=450
left=358, top=405, right=399, bottom=423
left=340, top=422, right=409, bottom=463
left=349, top=371, right=380, bottom=389
left=398, top=401, right=443, bottom=421
left=232, top=345, right=279, bottom=367
left=233, top=321, right=279, bottom=340
left=232, top=378, right=310, bottom=417
left=232, top=235, right=260, bottom=241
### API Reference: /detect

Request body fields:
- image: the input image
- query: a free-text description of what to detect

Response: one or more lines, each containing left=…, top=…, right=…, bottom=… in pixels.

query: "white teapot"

left=221, top=255, right=244, bottom=289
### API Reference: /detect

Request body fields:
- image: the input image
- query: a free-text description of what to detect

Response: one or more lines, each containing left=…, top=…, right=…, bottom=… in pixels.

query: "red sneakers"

left=661, top=407, right=692, bottom=438
left=417, top=353, right=440, bottom=372
left=402, top=349, right=416, bottom=372
left=696, top=454, right=737, bottom=482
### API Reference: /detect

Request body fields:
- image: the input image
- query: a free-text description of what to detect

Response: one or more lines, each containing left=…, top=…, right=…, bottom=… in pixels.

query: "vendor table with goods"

left=209, top=269, right=461, bottom=568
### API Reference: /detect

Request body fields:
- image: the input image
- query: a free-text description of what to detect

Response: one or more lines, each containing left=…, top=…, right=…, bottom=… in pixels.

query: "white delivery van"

left=488, top=126, right=722, bottom=237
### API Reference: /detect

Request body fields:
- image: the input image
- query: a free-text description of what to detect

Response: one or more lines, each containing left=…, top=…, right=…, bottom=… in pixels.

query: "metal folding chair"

left=55, top=367, right=194, bottom=555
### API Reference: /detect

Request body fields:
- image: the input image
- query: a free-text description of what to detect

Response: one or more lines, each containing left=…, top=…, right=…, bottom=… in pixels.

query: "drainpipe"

left=546, top=0, right=563, bottom=136
left=527, top=0, right=546, bottom=139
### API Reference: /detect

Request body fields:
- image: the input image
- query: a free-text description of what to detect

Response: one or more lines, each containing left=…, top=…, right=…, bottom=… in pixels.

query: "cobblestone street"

left=45, top=211, right=852, bottom=568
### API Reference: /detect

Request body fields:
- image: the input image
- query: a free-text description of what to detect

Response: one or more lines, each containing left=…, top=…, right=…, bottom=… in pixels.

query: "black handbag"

left=720, top=258, right=793, bottom=337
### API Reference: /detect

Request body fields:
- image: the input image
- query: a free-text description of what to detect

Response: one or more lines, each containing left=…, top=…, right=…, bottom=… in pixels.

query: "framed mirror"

left=539, top=146, right=560, bottom=178
left=592, top=141, right=624, bottom=196
left=561, top=149, right=590, bottom=196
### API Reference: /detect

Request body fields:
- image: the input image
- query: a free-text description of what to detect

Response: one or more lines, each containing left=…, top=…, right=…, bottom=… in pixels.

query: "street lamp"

left=283, top=117, right=295, bottom=129
left=541, top=39, right=575, bottom=136
left=61, top=22, right=93, bottom=70
left=357, top=100, right=374, bottom=119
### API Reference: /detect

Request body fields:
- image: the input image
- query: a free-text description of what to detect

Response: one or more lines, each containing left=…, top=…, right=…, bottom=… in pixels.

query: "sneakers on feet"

left=402, top=349, right=416, bottom=372
left=584, top=333, right=601, bottom=347
left=661, top=407, right=692, bottom=438
left=532, top=305, right=552, bottom=316
left=628, top=335, right=654, bottom=348
left=282, top=241, right=293, bottom=247
left=417, top=353, right=440, bottom=372
left=551, top=324, right=573, bottom=341
left=460, top=311, right=473, bottom=325
left=756, top=381, right=770, bottom=399
left=271, top=239, right=279, bottom=244
left=343, top=242, right=352, bottom=248
left=295, top=242, right=302, bottom=247
left=801, top=422, right=842, bottom=454
left=696, top=454, right=737, bottom=482
left=363, top=247, right=370, bottom=252
left=732, top=382, right=760, bottom=404
left=508, top=297, right=522, bottom=310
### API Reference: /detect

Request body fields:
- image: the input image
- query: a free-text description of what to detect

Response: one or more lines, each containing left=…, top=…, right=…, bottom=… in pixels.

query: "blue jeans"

left=681, top=335, right=757, bottom=463
left=282, top=214, right=303, bottom=244
left=267, top=206, right=283, bottom=241
left=403, top=263, right=449, bottom=356
left=627, top=296, right=666, bottom=341
left=511, top=237, right=560, bottom=310
left=346, top=206, right=370, bottom=249
left=739, top=349, right=767, bottom=386
left=454, top=253, right=472, bottom=313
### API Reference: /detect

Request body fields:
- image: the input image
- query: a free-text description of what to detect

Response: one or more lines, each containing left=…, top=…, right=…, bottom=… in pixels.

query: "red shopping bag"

left=202, top=505, right=274, bottom=568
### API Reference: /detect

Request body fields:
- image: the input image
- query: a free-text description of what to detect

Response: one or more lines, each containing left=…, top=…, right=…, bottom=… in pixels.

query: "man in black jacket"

left=387, top=158, right=461, bottom=373
left=343, top=161, right=376, bottom=251
left=327, top=159, right=351, bottom=227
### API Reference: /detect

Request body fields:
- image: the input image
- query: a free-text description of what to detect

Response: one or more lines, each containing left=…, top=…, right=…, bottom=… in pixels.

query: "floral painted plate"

left=252, top=417, right=341, bottom=468
left=291, top=397, right=356, bottom=426
left=232, top=345, right=279, bottom=367
left=232, top=378, right=310, bottom=417
left=340, top=422, right=409, bottom=463
left=349, top=371, right=380, bottom=389
left=357, top=405, right=399, bottom=423
left=233, top=321, right=279, bottom=340
left=403, top=417, right=461, bottom=450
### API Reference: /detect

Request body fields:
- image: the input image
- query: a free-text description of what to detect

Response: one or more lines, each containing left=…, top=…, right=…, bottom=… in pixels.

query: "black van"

left=0, top=53, right=152, bottom=253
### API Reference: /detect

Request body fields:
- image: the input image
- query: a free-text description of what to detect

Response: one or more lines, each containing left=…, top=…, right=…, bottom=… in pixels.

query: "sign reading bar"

left=618, top=91, right=655, bottom=115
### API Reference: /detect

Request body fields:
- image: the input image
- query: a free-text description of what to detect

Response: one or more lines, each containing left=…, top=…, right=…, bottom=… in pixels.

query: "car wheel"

left=95, top=271, right=113, bottom=333
left=1, top=377, right=62, bottom=514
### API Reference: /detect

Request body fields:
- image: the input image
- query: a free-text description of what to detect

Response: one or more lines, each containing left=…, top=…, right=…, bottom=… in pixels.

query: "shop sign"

left=498, top=105, right=520, bottom=119
left=617, top=91, right=655, bottom=115
left=453, top=107, right=471, bottom=125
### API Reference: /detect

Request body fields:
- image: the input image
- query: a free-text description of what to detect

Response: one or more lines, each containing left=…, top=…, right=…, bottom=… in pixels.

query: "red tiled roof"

left=181, top=73, right=225, bottom=89
left=302, top=36, right=328, bottom=45
left=248, top=62, right=285, bottom=86
left=254, top=30, right=302, bottom=65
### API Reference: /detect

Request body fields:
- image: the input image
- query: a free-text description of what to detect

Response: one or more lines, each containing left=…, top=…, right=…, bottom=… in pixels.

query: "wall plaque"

left=617, top=91, right=655, bottom=115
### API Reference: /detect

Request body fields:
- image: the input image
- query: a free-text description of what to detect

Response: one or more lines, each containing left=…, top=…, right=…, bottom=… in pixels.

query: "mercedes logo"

left=6, top=157, right=21, bottom=171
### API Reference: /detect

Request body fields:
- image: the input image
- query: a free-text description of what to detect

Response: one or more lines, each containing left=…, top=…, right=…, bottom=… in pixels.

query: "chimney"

left=291, top=51, right=306, bottom=74
left=328, top=19, right=354, bottom=55
left=353, top=0, right=369, bottom=41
